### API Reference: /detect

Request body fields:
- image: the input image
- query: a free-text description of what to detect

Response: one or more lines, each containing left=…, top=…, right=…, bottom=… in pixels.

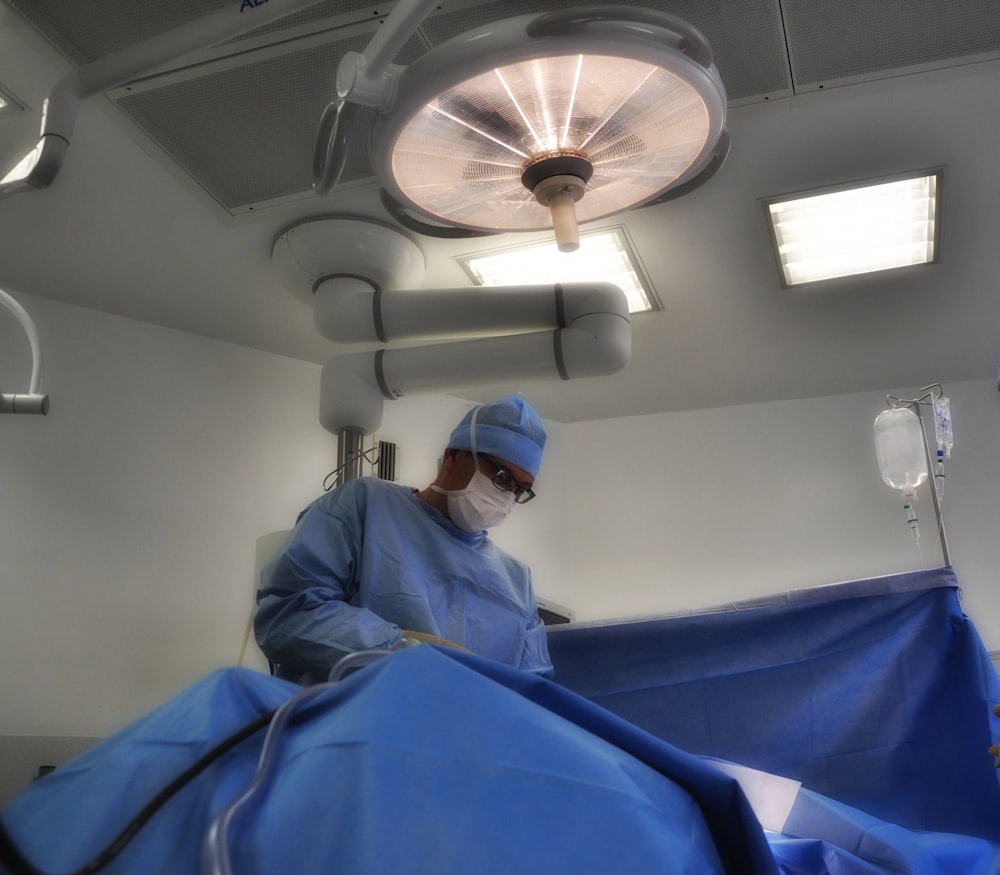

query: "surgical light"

left=457, top=228, right=659, bottom=314
left=766, top=171, right=940, bottom=286
left=315, top=3, right=729, bottom=251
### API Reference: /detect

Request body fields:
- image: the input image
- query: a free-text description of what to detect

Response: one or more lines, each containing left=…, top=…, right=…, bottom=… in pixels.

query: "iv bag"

left=933, top=394, right=953, bottom=457
left=874, top=407, right=928, bottom=491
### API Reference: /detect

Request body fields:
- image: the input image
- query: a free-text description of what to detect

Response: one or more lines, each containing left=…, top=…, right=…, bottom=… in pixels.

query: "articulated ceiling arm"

left=316, top=281, right=631, bottom=434
left=272, top=218, right=633, bottom=435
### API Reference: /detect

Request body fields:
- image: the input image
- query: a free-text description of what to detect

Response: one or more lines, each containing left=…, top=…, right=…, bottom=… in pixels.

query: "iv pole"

left=884, top=383, right=951, bottom=567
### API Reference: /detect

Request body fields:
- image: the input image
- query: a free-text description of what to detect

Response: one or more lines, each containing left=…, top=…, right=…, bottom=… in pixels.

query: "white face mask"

left=431, top=469, right=515, bottom=533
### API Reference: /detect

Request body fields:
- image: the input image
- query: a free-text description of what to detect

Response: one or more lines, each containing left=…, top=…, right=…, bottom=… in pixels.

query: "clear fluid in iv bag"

left=874, top=407, right=928, bottom=491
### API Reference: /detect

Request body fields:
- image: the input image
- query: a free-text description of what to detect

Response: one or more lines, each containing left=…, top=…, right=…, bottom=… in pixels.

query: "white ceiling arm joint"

left=335, top=52, right=399, bottom=108
left=555, top=313, right=631, bottom=380
left=314, top=276, right=381, bottom=343
left=559, top=281, right=631, bottom=324
left=319, top=353, right=385, bottom=436
left=554, top=281, right=631, bottom=379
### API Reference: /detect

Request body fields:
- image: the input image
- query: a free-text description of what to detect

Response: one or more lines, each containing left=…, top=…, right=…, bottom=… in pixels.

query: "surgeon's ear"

left=441, top=448, right=473, bottom=474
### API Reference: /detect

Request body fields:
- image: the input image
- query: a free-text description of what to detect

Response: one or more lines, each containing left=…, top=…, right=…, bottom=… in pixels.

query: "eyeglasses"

left=478, top=454, right=536, bottom=504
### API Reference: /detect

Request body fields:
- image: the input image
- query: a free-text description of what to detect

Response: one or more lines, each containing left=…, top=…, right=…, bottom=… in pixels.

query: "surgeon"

left=254, top=394, right=553, bottom=684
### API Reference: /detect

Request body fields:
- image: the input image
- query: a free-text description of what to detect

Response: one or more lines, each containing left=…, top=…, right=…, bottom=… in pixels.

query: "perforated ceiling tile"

left=781, top=0, right=1000, bottom=87
left=6, top=0, right=234, bottom=64
left=115, top=27, right=426, bottom=212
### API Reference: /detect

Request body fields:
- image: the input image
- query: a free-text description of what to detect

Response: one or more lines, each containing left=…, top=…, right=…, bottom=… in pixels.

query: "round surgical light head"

left=368, top=8, right=728, bottom=251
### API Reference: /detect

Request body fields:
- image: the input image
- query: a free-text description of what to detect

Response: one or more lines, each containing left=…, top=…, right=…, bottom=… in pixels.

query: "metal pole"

left=912, top=402, right=951, bottom=567
left=336, top=427, right=366, bottom=484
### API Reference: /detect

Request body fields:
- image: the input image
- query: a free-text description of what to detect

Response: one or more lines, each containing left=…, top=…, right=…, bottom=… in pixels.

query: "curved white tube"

left=0, top=288, right=42, bottom=394
left=0, top=288, right=49, bottom=415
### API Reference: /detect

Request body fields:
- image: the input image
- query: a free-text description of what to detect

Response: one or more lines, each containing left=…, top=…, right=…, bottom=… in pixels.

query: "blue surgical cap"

left=449, top=395, right=547, bottom=478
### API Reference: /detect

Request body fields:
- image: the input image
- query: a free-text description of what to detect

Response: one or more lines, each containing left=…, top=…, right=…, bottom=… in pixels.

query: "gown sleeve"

left=519, top=606, right=555, bottom=678
left=254, top=493, right=404, bottom=682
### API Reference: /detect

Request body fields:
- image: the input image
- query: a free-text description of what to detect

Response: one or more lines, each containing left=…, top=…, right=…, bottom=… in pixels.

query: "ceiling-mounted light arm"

left=337, top=0, right=440, bottom=106
left=314, top=0, right=441, bottom=194
left=313, top=279, right=626, bottom=344
left=526, top=6, right=714, bottom=69
left=272, top=217, right=631, bottom=436
left=0, top=0, right=330, bottom=202
left=0, top=288, right=49, bottom=415
left=317, top=281, right=630, bottom=434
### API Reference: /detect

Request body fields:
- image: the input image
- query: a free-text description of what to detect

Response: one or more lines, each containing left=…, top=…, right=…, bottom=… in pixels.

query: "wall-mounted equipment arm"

left=1, top=288, right=49, bottom=414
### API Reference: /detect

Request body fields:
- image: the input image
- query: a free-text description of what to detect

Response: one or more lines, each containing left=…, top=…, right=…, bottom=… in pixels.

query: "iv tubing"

left=0, top=288, right=42, bottom=395
left=203, top=683, right=332, bottom=875
left=204, top=649, right=395, bottom=874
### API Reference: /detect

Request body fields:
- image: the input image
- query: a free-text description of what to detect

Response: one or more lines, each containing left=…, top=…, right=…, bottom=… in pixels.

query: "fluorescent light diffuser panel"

left=0, top=85, right=24, bottom=117
left=458, top=228, right=659, bottom=314
left=766, top=171, right=940, bottom=286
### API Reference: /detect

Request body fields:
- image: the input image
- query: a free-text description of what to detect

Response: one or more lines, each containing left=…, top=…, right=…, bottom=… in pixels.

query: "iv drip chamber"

left=874, top=407, right=928, bottom=491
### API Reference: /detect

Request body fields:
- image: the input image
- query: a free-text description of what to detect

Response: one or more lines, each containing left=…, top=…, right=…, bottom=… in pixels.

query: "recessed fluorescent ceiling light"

left=0, top=85, right=24, bottom=117
left=766, top=171, right=940, bottom=286
left=457, top=228, right=659, bottom=314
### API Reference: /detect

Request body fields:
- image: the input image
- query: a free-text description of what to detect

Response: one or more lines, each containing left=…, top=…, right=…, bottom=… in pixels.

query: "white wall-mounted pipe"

left=0, top=288, right=49, bottom=415
left=318, top=281, right=630, bottom=434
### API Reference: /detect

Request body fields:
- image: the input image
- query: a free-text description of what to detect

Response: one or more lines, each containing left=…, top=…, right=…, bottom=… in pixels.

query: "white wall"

left=3, top=290, right=998, bottom=751
left=1, top=292, right=323, bottom=737
left=558, top=380, right=1000, bottom=652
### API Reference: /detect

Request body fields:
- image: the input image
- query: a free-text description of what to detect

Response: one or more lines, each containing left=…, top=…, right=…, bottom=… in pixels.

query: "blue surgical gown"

left=255, top=477, right=553, bottom=683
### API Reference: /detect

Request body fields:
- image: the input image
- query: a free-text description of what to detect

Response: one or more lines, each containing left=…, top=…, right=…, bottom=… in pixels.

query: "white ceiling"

left=1, top=1, right=999, bottom=424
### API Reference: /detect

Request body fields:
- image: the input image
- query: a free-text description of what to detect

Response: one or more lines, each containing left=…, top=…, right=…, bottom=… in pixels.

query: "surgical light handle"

left=0, top=288, right=49, bottom=415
